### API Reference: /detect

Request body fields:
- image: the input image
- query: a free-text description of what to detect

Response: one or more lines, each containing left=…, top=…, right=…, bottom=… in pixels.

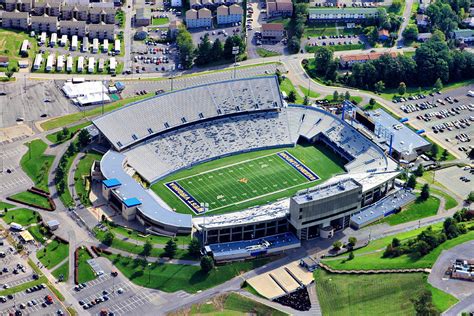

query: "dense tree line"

left=383, top=209, right=473, bottom=258
left=425, top=0, right=471, bottom=35
left=287, top=3, right=308, bottom=53
left=310, top=32, right=474, bottom=91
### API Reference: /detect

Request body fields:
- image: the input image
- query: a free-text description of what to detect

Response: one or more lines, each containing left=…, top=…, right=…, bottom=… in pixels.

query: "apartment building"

left=32, top=0, right=62, bottom=17
left=87, top=23, right=114, bottom=40
left=89, top=7, right=115, bottom=24
left=261, top=23, right=285, bottom=42
left=216, top=4, right=243, bottom=25
left=308, top=7, right=379, bottom=22
left=185, top=8, right=212, bottom=28
left=266, top=0, right=293, bottom=17
left=3, top=0, right=32, bottom=12
left=30, top=14, right=59, bottom=33
left=59, top=20, right=87, bottom=37
left=1, top=11, right=29, bottom=29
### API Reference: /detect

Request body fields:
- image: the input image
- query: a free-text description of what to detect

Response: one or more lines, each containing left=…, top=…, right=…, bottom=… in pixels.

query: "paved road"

left=396, top=0, right=415, bottom=44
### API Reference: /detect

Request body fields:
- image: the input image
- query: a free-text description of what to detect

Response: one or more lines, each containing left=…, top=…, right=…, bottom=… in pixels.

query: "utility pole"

left=232, top=46, right=239, bottom=79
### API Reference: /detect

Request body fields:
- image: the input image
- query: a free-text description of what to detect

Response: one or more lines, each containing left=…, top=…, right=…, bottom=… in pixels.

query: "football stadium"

left=92, top=76, right=400, bottom=260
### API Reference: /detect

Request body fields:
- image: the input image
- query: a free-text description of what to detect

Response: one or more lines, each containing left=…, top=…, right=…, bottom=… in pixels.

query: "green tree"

left=332, top=90, right=339, bottom=101
left=347, top=251, right=354, bottom=260
left=176, top=27, right=195, bottom=69
left=434, top=78, right=443, bottom=91
left=441, top=149, right=449, bottom=161
left=78, top=129, right=91, bottom=148
left=398, top=82, right=407, bottom=95
left=430, top=143, right=439, bottom=159
left=287, top=90, right=297, bottom=103
left=223, top=35, right=245, bottom=59
left=420, top=183, right=430, bottom=201
left=374, top=80, right=385, bottom=93
left=187, top=238, right=201, bottom=257
left=332, top=241, right=342, bottom=251
left=211, top=38, right=223, bottom=61
left=348, top=237, right=357, bottom=248
left=407, top=174, right=417, bottom=189
left=411, top=290, right=440, bottom=316
left=200, top=255, right=214, bottom=273
left=369, top=98, right=376, bottom=106
left=402, top=24, right=419, bottom=41
left=5, top=70, right=13, bottom=79
left=287, top=36, right=301, bottom=54
left=194, top=34, right=212, bottom=65
left=344, top=91, right=351, bottom=100
left=103, top=232, right=114, bottom=246
left=313, top=46, right=334, bottom=76
left=414, top=164, right=424, bottom=177
left=142, top=240, right=152, bottom=257
left=392, top=237, right=401, bottom=247
left=164, top=239, right=177, bottom=258
left=467, top=191, right=474, bottom=203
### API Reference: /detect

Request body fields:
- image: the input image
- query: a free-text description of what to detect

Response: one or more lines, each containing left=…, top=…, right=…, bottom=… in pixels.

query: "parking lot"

left=189, top=25, right=243, bottom=47
left=392, top=86, right=474, bottom=155
left=120, top=62, right=285, bottom=97
left=0, top=285, right=63, bottom=316
left=0, top=79, right=77, bottom=128
left=131, top=39, right=176, bottom=74
left=305, top=34, right=365, bottom=49
left=434, top=166, right=474, bottom=199
left=428, top=240, right=474, bottom=299
left=70, top=257, right=162, bottom=316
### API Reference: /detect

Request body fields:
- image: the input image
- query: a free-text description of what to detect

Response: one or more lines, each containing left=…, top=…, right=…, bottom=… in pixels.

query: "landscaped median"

left=36, top=239, right=69, bottom=269
left=74, top=151, right=103, bottom=207
left=20, top=139, right=55, bottom=192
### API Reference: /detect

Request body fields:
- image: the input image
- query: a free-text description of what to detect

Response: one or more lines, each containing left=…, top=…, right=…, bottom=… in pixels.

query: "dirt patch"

left=0, top=124, right=34, bottom=143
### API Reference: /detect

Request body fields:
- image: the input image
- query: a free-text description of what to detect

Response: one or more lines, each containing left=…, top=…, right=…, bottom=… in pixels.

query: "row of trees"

left=286, top=3, right=309, bottom=53
left=425, top=0, right=471, bottom=36
left=311, top=31, right=474, bottom=91
left=176, top=27, right=246, bottom=69
left=383, top=209, right=472, bottom=258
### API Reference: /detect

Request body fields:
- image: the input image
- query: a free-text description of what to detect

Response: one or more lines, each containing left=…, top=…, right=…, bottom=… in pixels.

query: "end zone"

left=277, top=151, right=320, bottom=182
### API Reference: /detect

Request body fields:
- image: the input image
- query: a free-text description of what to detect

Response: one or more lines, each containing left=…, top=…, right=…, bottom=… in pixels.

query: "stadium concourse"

left=91, top=76, right=400, bottom=257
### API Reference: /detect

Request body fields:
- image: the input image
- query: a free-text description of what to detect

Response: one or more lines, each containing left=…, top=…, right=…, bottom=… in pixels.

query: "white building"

left=33, top=54, right=43, bottom=70
left=50, top=33, right=57, bottom=47
left=216, top=4, right=243, bottom=25
left=60, top=34, right=68, bottom=47
left=39, top=32, right=46, bottom=45
left=66, top=56, right=73, bottom=72
left=82, top=37, right=89, bottom=53
left=56, top=55, right=64, bottom=71
left=46, top=54, right=54, bottom=71
left=98, top=58, right=105, bottom=72
left=185, top=8, right=212, bottom=28
left=109, top=57, right=117, bottom=73
left=77, top=56, right=84, bottom=72
left=20, top=39, right=29, bottom=54
left=103, top=39, right=109, bottom=53
left=92, top=38, right=99, bottom=53
left=62, top=81, right=111, bottom=106
left=114, top=39, right=121, bottom=53
left=88, top=57, right=95, bottom=73
left=71, top=35, right=78, bottom=51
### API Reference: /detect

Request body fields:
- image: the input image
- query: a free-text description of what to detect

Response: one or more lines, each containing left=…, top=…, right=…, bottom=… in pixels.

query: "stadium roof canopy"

left=100, top=150, right=192, bottom=229
left=93, top=76, right=284, bottom=151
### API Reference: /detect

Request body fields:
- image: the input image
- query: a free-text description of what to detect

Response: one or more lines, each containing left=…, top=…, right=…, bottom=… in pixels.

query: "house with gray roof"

left=1, top=10, right=29, bottom=30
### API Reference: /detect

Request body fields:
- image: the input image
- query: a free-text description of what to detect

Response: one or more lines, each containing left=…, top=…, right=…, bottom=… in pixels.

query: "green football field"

left=152, top=142, right=346, bottom=216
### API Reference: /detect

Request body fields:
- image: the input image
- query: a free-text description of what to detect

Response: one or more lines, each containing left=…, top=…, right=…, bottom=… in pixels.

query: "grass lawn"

left=0, top=276, right=48, bottom=297
left=322, top=225, right=474, bottom=271
left=382, top=196, right=440, bottom=226
left=362, top=102, right=383, bottom=111
left=37, top=240, right=69, bottom=269
left=40, top=93, right=153, bottom=131
left=430, top=188, right=458, bottom=210
left=115, top=10, right=125, bottom=28
left=2, top=208, right=39, bottom=226
left=105, top=253, right=271, bottom=293
left=74, top=151, right=103, bottom=207
left=0, top=29, right=38, bottom=72
left=256, top=48, right=281, bottom=58
left=187, top=292, right=288, bottom=315
left=152, top=17, right=169, bottom=25
left=76, top=247, right=96, bottom=284
left=299, top=85, right=321, bottom=98
left=28, top=225, right=51, bottom=244
left=45, top=122, right=91, bottom=144
left=57, top=139, right=79, bottom=207
left=51, top=261, right=69, bottom=282
left=279, top=78, right=305, bottom=104
left=152, top=142, right=346, bottom=216
left=94, top=229, right=194, bottom=260
left=9, top=191, right=51, bottom=209
left=304, top=25, right=362, bottom=37
left=104, top=222, right=191, bottom=245
left=20, top=139, right=54, bottom=192
left=314, top=270, right=457, bottom=315
left=378, top=79, right=474, bottom=101
left=0, top=201, right=15, bottom=210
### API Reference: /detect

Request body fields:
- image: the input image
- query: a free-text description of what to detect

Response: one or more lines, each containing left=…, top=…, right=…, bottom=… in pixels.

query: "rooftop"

left=261, top=23, right=285, bottom=31
left=292, top=178, right=361, bottom=204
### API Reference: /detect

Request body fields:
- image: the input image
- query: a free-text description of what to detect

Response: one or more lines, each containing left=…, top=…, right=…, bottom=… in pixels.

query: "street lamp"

left=232, top=46, right=239, bottom=79
left=147, top=262, right=152, bottom=284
